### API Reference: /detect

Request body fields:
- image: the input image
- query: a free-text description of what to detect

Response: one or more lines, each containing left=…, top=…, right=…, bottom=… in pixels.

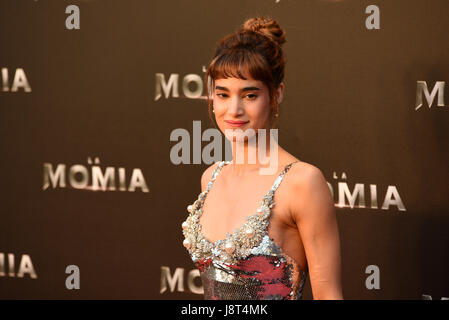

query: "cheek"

left=213, top=104, right=226, bottom=119
left=248, top=99, right=271, bottom=120
left=212, top=97, right=225, bottom=112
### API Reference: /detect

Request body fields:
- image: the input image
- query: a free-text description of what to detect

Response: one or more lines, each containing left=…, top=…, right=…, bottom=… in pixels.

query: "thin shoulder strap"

left=199, top=160, right=298, bottom=206
left=205, top=160, right=229, bottom=194
left=261, top=160, right=299, bottom=205
left=196, top=160, right=229, bottom=208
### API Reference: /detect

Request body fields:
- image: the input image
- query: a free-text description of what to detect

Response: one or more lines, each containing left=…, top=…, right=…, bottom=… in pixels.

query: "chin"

left=223, top=127, right=257, bottom=142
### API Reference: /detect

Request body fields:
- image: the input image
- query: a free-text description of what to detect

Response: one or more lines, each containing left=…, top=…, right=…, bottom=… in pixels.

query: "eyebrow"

left=215, top=85, right=260, bottom=92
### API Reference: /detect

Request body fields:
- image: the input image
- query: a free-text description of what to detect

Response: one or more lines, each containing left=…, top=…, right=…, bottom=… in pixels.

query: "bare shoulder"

left=288, top=161, right=327, bottom=188
left=286, top=161, right=333, bottom=222
left=200, top=161, right=222, bottom=192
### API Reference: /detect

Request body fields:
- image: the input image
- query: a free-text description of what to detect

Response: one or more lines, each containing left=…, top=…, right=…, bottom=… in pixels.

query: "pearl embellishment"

left=183, top=238, right=191, bottom=249
left=245, top=227, right=254, bottom=238
left=182, top=221, right=188, bottom=230
left=225, top=241, right=235, bottom=254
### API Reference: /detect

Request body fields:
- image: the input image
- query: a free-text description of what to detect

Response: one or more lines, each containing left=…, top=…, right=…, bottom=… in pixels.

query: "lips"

left=225, top=120, right=249, bottom=128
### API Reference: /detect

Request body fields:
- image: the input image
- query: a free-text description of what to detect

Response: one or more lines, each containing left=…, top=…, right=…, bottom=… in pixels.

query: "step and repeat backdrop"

left=0, top=0, right=448, bottom=299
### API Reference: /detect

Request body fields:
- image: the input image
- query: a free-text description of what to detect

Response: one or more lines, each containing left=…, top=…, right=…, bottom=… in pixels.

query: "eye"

left=216, top=93, right=228, bottom=98
left=246, top=94, right=257, bottom=100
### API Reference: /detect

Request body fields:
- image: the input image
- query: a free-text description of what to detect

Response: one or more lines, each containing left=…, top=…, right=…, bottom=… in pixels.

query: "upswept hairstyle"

left=205, top=16, right=287, bottom=129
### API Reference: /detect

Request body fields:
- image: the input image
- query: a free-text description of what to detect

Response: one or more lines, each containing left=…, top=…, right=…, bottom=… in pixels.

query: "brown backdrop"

left=0, top=0, right=448, bottom=299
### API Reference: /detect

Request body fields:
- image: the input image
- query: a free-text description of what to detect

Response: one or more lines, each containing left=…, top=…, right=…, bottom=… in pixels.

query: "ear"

left=276, top=82, right=285, bottom=104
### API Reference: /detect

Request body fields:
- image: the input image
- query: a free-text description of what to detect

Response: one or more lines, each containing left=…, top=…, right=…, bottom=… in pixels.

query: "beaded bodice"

left=181, top=160, right=308, bottom=300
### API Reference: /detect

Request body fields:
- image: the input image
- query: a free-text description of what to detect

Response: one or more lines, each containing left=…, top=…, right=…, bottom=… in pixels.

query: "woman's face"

left=213, top=76, right=281, bottom=140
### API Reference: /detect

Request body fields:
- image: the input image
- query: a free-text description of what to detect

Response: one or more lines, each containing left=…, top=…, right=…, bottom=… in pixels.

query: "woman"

left=182, top=16, right=343, bottom=300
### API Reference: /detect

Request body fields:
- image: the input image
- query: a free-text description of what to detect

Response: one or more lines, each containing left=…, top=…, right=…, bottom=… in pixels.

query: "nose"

left=227, top=95, right=244, bottom=117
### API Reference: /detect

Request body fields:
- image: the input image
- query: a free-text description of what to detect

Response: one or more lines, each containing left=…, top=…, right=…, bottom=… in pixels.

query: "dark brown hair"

left=205, top=16, right=287, bottom=129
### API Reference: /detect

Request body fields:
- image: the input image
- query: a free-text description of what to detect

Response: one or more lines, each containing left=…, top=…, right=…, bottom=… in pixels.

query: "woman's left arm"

left=289, top=165, right=343, bottom=300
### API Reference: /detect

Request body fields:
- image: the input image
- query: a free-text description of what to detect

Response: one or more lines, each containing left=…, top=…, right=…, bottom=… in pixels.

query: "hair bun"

left=242, top=17, right=286, bottom=46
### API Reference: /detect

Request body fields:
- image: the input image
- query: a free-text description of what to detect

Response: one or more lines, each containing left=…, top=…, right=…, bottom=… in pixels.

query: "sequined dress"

left=181, top=160, right=308, bottom=300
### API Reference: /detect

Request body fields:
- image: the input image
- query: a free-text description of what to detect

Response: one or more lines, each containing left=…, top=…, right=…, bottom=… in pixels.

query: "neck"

left=228, top=129, right=280, bottom=176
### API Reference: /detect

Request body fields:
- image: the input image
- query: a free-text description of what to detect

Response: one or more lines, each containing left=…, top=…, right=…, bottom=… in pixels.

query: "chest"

left=198, top=172, right=294, bottom=243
